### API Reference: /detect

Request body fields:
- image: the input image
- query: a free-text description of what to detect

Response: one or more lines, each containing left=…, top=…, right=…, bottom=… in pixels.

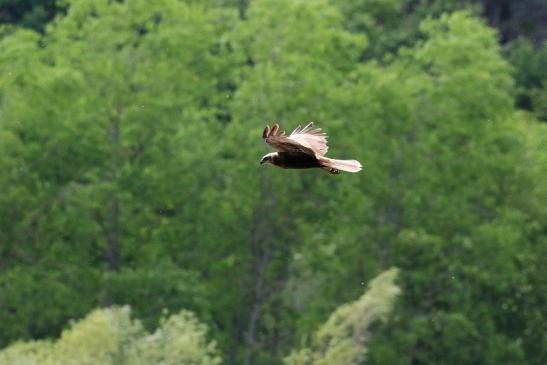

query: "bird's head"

left=260, top=152, right=277, bottom=165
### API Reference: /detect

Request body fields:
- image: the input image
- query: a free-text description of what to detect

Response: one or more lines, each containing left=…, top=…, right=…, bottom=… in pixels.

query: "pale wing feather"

left=287, top=122, right=329, bottom=156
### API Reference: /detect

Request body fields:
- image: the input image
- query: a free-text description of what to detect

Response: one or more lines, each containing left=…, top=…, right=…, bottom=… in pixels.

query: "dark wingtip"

left=271, top=123, right=280, bottom=136
left=297, top=122, right=313, bottom=134
left=262, top=125, right=270, bottom=139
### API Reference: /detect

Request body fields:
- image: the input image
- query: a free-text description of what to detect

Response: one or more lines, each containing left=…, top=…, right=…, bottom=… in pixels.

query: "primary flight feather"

left=260, top=122, right=362, bottom=174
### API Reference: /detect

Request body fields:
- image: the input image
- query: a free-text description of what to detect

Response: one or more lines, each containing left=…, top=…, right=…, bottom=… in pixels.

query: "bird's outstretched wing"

left=263, top=122, right=329, bottom=157
left=289, top=122, right=328, bottom=156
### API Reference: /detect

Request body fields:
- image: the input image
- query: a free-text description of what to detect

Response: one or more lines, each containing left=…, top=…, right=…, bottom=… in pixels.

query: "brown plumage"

left=260, top=122, right=362, bottom=174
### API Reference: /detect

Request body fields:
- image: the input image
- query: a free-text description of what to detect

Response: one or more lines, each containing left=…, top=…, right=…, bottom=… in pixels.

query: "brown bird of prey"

left=260, top=122, right=362, bottom=174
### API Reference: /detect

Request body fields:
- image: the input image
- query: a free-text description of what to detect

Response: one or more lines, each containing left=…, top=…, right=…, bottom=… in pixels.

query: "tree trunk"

left=105, top=198, right=120, bottom=272
left=242, top=172, right=274, bottom=365
left=105, top=105, right=122, bottom=272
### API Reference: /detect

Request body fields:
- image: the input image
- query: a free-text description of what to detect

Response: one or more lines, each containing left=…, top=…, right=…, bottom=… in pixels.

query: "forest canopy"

left=0, top=0, right=546, bottom=364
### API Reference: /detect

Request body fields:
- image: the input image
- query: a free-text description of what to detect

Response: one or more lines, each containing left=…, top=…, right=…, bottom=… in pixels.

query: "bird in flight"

left=260, top=122, right=362, bottom=174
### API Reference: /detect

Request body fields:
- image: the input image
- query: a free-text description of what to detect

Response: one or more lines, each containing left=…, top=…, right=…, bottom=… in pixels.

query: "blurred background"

left=0, top=0, right=546, bottom=364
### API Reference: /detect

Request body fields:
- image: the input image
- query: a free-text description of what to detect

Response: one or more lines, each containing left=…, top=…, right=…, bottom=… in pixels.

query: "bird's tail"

left=318, top=157, right=362, bottom=173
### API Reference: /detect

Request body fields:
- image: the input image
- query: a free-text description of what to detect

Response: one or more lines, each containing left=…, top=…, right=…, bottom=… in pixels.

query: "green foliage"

left=0, top=267, right=99, bottom=345
left=506, top=39, right=547, bottom=120
left=0, top=0, right=58, bottom=32
left=0, top=1, right=546, bottom=365
left=0, top=306, right=221, bottom=365
left=285, top=268, right=400, bottom=365
left=0, top=0, right=235, bottom=348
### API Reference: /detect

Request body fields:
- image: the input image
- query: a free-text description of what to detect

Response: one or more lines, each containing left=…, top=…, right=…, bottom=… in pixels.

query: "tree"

left=0, top=269, right=399, bottom=365
left=1, top=1, right=546, bottom=364
left=505, top=39, right=547, bottom=121
left=285, top=268, right=400, bottom=365
left=0, top=0, right=59, bottom=32
left=0, top=306, right=220, bottom=365
left=0, top=0, right=237, bottom=346
left=216, top=0, right=365, bottom=363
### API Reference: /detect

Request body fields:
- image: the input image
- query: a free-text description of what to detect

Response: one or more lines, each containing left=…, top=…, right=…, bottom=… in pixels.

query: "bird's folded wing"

left=263, top=124, right=316, bottom=156
left=288, top=122, right=329, bottom=156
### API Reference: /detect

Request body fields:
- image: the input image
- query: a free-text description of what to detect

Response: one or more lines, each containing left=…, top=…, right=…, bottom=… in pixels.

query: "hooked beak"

left=260, top=158, right=266, bottom=165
